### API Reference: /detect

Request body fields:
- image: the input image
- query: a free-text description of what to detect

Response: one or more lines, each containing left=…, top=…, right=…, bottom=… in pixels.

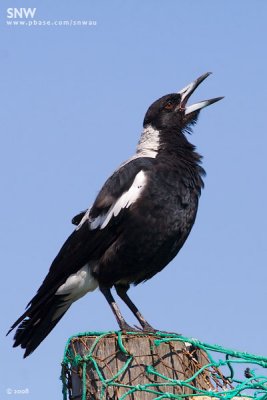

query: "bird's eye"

left=164, top=101, right=174, bottom=110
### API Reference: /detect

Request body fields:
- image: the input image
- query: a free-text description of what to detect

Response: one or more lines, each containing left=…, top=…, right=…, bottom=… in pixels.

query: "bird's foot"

left=119, top=322, right=141, bottom=333
left=138, top=324, right=182, bottom=336
left=140, top=323, right=157, bottom=333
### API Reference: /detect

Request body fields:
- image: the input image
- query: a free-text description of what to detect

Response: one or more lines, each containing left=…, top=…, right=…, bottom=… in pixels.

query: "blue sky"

left=1, top=1, right=267, bottom=398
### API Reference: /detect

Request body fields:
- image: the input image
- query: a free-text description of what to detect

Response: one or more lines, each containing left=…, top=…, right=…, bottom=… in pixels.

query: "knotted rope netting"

left=61, top=331, right=267, bottom=400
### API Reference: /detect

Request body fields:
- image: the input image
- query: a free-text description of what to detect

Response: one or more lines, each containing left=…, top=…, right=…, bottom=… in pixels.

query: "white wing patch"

left=75, top=207, right=106, bottom=231
left=76, top=126, right=157, bottom=232
left=77, top=170, right=147, bottom=231
left=75, top=208, right=90, bottom=231
left=100, top=170, right=147, bottom=230
left=89, top=214, right=107, bottom=230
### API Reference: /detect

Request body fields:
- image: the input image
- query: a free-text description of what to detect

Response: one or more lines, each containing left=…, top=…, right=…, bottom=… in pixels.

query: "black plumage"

left=8, top=72, right=223, bottom=357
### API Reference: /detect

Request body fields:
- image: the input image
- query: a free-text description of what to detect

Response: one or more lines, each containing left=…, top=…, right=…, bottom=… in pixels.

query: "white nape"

left=117, top=125, right=160, bottom=171
left=55, top=264, right=98, bottom=301
left=136, top=124, right=160, bottom=158
left=100, top=170, right=147, bottom=229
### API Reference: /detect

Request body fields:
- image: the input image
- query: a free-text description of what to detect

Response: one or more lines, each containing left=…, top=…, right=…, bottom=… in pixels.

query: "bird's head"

left=143, top=72, right=223, bottom=132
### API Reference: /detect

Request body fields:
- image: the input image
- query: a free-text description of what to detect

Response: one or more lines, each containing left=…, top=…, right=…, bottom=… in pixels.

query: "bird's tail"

left=7, top=294, right=71, bottom=358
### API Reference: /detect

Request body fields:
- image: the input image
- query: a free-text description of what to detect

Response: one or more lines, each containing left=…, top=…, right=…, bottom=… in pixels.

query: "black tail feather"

left=6, top=309, right=29, bottom=336
left=9, top=295, right=71, bottom=358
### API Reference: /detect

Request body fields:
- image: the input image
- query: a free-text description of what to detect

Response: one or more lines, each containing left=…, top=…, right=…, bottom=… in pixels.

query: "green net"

left=61, top=331, right=267, bottom=400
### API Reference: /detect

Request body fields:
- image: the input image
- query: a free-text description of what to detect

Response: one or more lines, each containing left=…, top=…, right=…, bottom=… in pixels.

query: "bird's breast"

left=95, top=165, right=200, bottom=286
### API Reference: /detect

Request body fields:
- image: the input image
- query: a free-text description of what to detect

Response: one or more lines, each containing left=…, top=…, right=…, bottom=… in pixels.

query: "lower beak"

left=178, top=72, right=224, bottom=115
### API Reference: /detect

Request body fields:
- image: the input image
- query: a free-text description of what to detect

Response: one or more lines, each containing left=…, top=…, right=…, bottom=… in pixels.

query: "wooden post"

left=62, top=332, right=239, bottom=400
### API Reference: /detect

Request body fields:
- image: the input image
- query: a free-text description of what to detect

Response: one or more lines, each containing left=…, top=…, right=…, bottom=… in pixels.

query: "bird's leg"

left=115, top=284, right=156, bottom=332
left=99, top=285, right=138, bottom=332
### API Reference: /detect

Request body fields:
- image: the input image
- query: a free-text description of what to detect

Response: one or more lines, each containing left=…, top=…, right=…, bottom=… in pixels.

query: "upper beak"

left=178, top=72, right=224, bottom=115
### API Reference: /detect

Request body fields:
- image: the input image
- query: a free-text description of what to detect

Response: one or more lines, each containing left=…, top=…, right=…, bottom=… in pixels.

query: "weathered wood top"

left=62, top=332, right=241, bottom=400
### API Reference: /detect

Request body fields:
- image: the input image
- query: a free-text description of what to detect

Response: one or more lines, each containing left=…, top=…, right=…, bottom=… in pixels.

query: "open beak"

left=178, top=72, right=224, bottom=115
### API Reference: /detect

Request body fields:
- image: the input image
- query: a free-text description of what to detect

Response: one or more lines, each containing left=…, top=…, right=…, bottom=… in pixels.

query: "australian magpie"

left=8, top=72, right=223, bottom=357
